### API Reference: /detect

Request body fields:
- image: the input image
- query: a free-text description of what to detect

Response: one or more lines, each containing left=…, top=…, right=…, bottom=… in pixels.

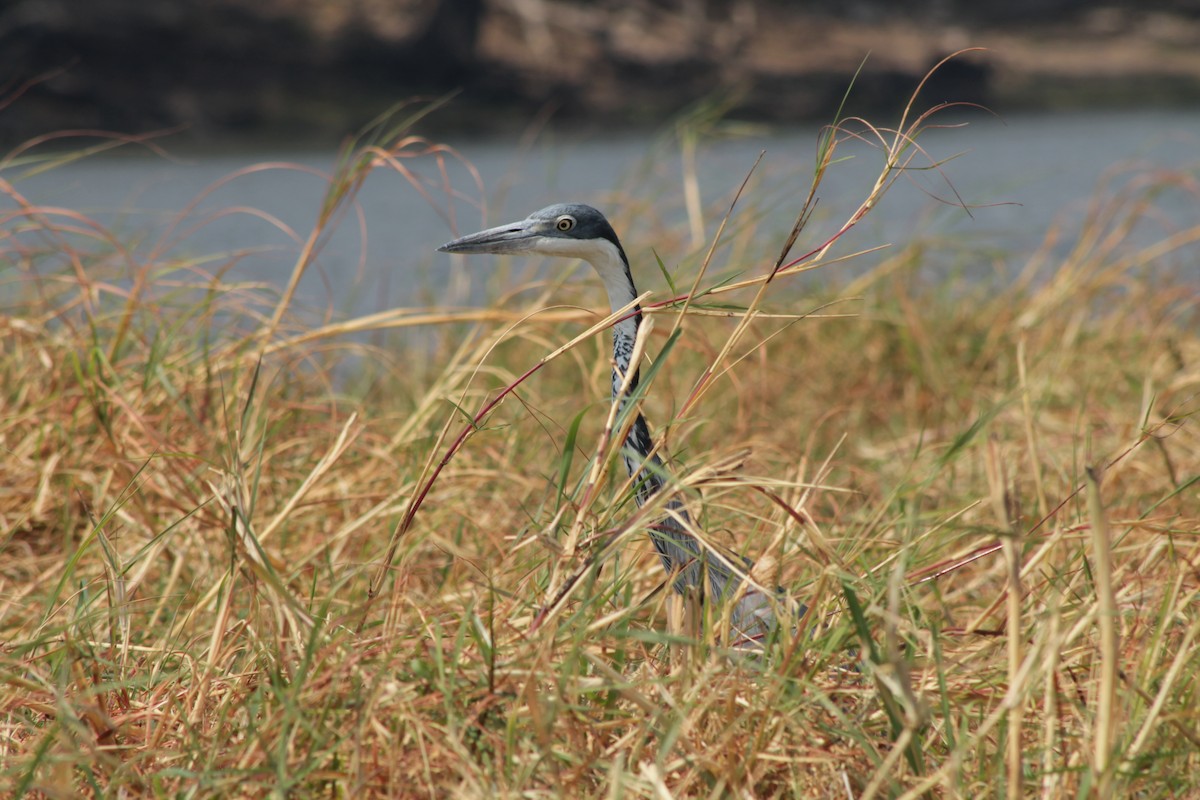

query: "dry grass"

left=2, top=88, right=1199, bottom=797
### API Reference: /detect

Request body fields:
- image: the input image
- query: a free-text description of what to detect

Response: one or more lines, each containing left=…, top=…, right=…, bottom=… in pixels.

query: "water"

left=3, top=109, right=1198, bottom=318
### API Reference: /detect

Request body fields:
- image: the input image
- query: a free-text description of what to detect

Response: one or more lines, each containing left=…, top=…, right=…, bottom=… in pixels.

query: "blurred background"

left=2, top=0, right=1198, bottom=312
left=3, top=0, right=1200, bottom=141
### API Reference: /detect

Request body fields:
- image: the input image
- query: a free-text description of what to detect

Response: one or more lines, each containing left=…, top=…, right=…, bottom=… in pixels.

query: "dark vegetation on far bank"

left=3, top=0, right=1200, bottom=146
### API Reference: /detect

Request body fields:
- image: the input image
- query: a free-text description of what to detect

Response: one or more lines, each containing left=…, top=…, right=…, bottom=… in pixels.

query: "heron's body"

left=439, top=204, right=783, bottom=643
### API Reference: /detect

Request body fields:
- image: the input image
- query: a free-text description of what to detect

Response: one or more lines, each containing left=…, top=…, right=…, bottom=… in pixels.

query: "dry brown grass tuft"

left=3, top=85, right=1199, bottom=797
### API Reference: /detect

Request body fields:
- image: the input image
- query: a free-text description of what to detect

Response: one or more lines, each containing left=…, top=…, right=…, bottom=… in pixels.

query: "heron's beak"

left=437, top=218, right=543, bottom=256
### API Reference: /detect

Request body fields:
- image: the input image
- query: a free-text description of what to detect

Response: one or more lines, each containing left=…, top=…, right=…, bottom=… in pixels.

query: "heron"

left=439, top=203, right=793, bottom=645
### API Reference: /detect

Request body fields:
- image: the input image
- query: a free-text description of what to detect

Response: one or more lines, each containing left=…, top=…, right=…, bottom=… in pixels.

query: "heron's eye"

left=556, top=216, right=576, bottom=232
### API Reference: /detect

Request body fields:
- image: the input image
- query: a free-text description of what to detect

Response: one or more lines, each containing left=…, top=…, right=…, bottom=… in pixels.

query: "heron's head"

left=438, top=204, right=628, bottom=270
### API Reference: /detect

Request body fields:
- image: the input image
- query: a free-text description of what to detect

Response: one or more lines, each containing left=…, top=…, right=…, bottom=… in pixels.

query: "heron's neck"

left=587, top=234, right=742, bottom=607
left=585, top=244, right=668, bottom=514
left=585, top=244, right=642, bottom=400
left=583, top=234, right=759, bottom=616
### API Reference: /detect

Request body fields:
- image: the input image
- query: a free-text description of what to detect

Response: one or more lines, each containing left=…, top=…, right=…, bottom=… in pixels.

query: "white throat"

left=536, top=236, right=637, bottom=313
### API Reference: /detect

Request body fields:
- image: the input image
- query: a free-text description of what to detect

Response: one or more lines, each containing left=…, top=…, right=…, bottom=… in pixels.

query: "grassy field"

left=2, top=96, right=1199, bottom=798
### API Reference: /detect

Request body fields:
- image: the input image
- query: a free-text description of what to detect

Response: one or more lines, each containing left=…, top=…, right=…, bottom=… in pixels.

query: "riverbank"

left=3, top=2, right=1200, bottom=146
